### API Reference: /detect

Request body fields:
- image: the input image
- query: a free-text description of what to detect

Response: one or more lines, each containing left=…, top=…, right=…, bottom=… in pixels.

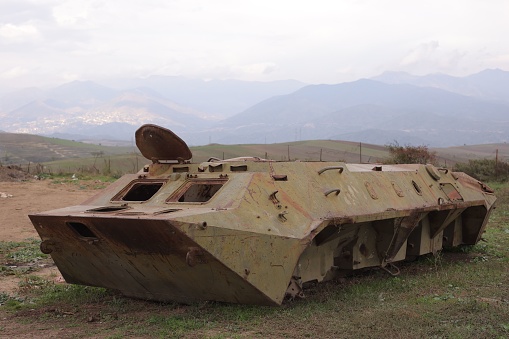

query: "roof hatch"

left=135, top=124, right=192, bottom=162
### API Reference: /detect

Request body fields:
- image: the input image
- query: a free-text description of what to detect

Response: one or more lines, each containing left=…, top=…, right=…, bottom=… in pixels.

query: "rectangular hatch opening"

left=86, top=206, right=130, bottom=213
left=167, top=179, right=227, bottom=203
left=112, top=179, right=167, bottom=202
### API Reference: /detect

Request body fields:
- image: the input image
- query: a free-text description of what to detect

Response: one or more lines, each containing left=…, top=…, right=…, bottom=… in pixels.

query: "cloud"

left=0, top=23, right=40, bottom=43
left=400, top=41, right=440, bottom=67
left=238, top=62, right=277, bottom=75
left=1, top=0, right=509, bottom=88
left=0, top=0, right=54, bottom=24
left=438, top=49, right=467, bottom=69
left=0, top=66, right=29, bottom=79
left=52, top=2, right=91, bottom=27
left=60, top=72, right=80, bottom=82
left=394, top=41, right=471, bottom=75
left=197, top=62, right=278, bottom=80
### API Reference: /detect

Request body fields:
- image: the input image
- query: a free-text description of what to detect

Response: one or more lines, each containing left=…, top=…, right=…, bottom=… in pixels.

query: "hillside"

left=0, top=133, right=505, bottom=172
left=434, top=143, right=509, bottom=166
left=0, top=133, right=136, bottom=165
left=190, top=140, right=388, bottom=163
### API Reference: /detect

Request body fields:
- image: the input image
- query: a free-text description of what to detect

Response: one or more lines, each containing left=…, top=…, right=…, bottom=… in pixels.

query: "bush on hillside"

left=453, top=158, right=509, bottom=182
left=384, top=142, right=436, bottom=165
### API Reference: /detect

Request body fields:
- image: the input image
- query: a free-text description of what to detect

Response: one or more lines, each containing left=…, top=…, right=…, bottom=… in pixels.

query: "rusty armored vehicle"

left=29, top=124, right=497, bottom=306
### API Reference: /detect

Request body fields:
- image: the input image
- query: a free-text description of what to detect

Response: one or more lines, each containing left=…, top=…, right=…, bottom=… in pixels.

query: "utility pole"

left=359, top=142, right=362, bottom=163
left=287, top=145, right=290, bottom=161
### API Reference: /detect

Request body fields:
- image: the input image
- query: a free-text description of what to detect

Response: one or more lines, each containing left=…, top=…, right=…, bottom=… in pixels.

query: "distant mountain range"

left=0, top=69, right=508, bottom=147
left=372, top=68, right=509, bottom=103
left=214, top=72, right=509, bottom=146
left=0, top=78, right=305, bottom=142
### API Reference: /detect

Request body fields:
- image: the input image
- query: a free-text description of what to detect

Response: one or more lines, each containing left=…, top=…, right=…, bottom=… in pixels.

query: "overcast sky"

left=1, top=0, right=509, bottom=89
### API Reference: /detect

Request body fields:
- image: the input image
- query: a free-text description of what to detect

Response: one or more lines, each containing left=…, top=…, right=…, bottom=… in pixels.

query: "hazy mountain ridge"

left=1, top=69, right=509, bottom=146
left=0, top=77, right=306, bottom=141
left=372, top=68, right=509, bottom=103
left=101, top=76, right=307, bottom=117
left=206, top=73, right=509, bottom=146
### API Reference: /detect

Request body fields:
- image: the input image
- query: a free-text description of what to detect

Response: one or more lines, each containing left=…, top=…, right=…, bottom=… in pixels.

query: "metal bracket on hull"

left=381, top=262, right=400, bottom=276
left=285, top=277, right=305, bottom=300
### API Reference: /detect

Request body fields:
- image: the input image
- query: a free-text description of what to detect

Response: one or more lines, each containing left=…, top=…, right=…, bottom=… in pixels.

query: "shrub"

left=384, top=142, right=436, bottom=165
left=453, top=159, right=509, bottom=182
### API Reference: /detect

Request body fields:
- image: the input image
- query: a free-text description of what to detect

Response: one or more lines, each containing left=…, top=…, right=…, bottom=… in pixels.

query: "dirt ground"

left=0, top=180, right=97, bottom=243
left=0, top=168, right=110, bottom=337
left=1, top=178, right=98, bottom=284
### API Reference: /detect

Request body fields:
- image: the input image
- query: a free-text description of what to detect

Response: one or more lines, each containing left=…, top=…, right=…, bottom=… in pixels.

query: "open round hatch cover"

left=135, top=124, right=192, bottom=161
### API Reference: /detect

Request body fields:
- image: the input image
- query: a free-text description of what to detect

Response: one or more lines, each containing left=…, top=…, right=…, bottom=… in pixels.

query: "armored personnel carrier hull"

left=29, top=124, right=496, bottom=306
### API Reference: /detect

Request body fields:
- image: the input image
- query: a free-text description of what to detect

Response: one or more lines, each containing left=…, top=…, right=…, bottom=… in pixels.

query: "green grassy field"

left=191, top=139, right=388, bottom=163
left=1, top=179, right=508, bottom=338
left=0, top=133, right=136, bottom=165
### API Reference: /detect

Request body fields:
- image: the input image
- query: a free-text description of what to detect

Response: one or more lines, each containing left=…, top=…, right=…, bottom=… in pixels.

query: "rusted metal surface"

left=135, top=124, right=192, bottom=162
left=29, top=124, right=497, bottom=305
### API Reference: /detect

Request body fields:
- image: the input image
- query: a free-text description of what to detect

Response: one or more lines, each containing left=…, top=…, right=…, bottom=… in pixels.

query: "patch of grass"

left=5, top=239, right=48, bottom=264
left=34, top=284, right=110, bottom=306
left=147, top=314, right=207, bottom=338
left=0, top=239, right=50, bottom=276
left=1, top=298, right=25, bottom=311
left=0, top=278, right=111, bottom=313
left=0, top=240, right=27, bottom=252
left=46, top=173, right=117, bottom=189
left=0, top=292, right=10, bottom=305
left=19, top=275, right=53, bottom=290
